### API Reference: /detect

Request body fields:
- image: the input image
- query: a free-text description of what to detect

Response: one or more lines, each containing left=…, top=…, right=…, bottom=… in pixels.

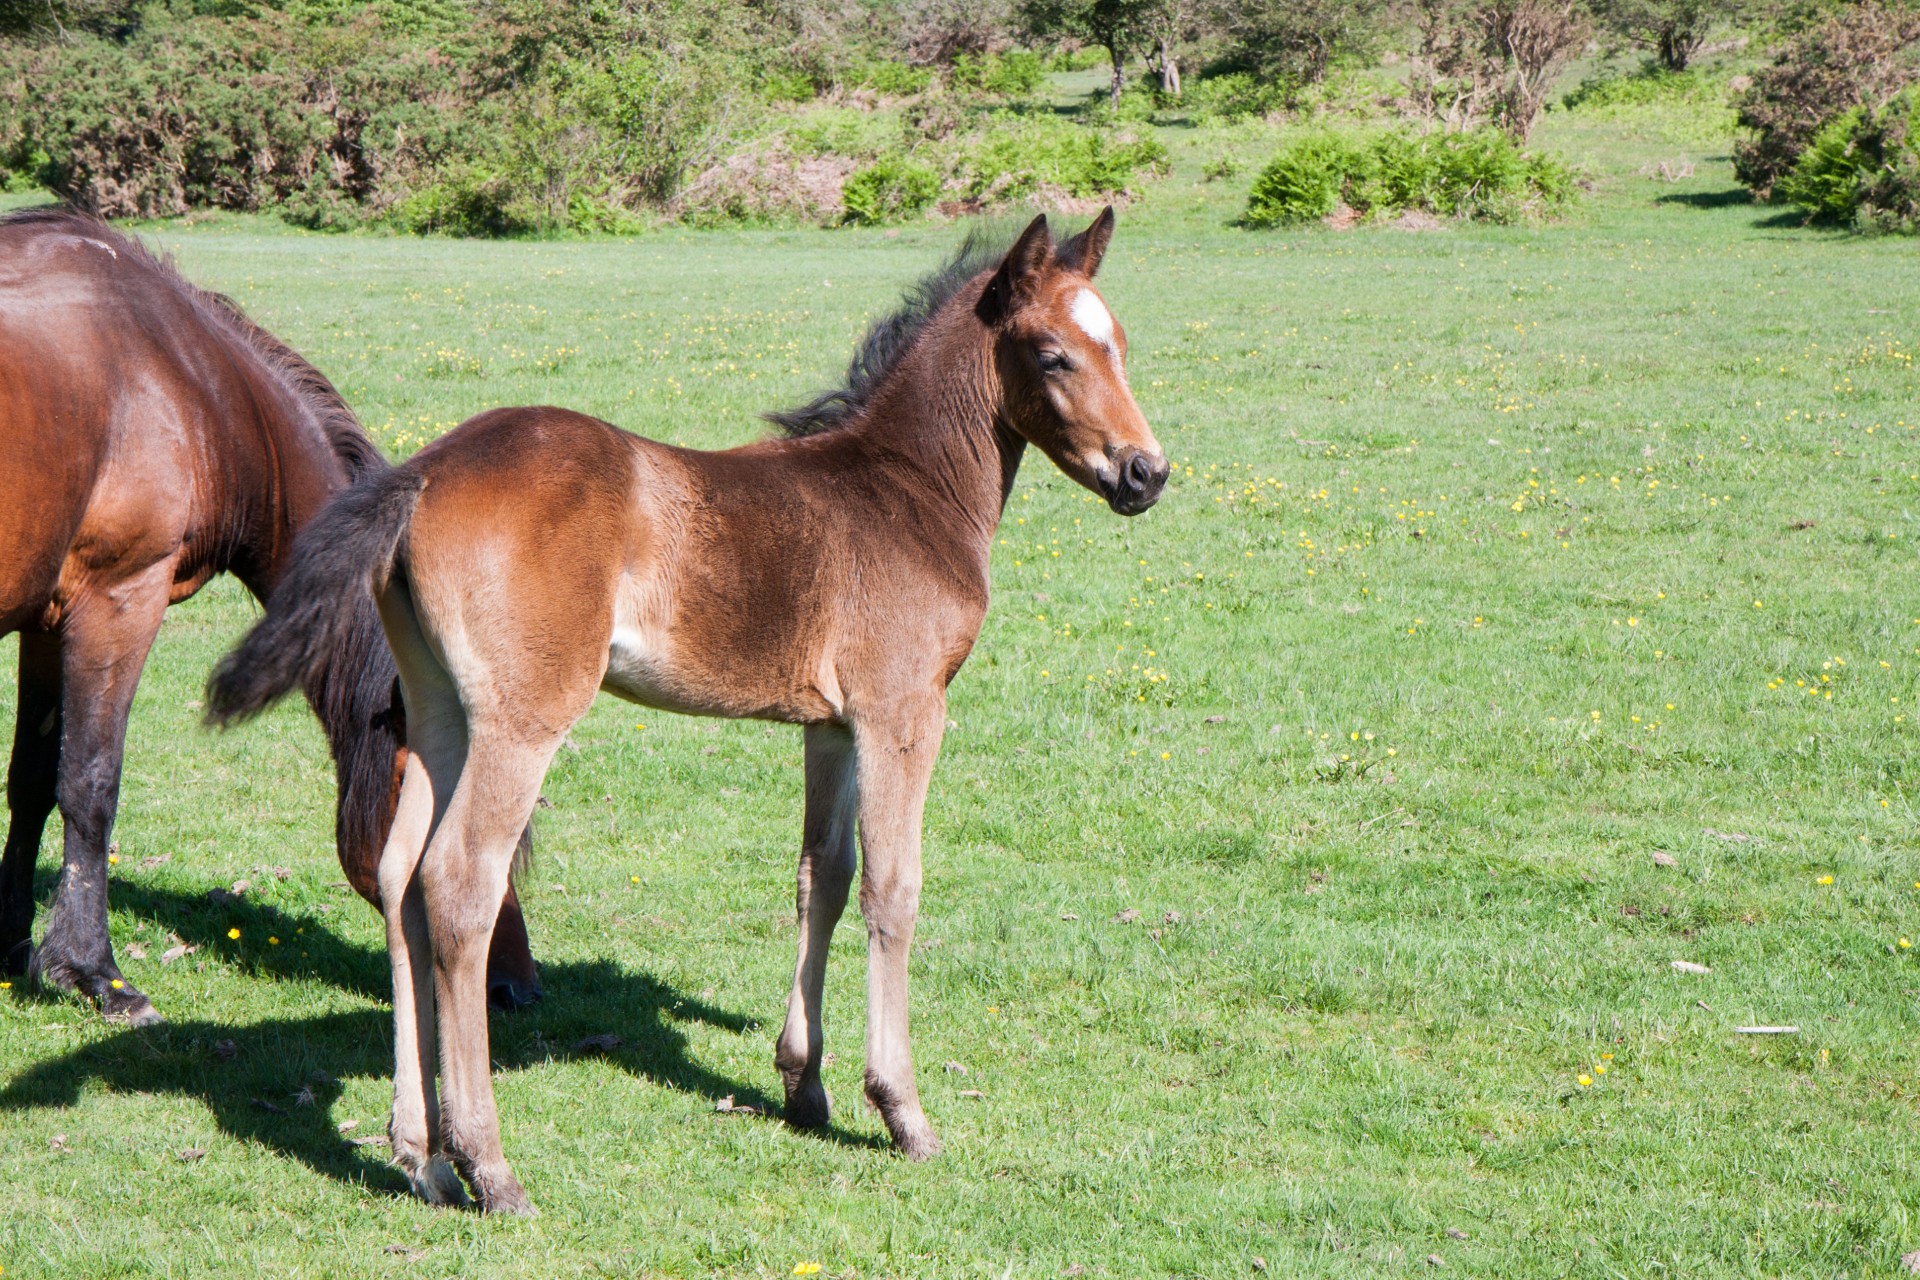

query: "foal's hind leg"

left=423, top=732, right=563, bottom=1216
left=31, top=575, right=169, bottom=1025
left=776, top=723, right=858, bottom=1130
left=382, top=737, right=468, bottom=1206
left=376, top=582, right=468, bottom=1206
left=1, top=634, right=61, bottom=976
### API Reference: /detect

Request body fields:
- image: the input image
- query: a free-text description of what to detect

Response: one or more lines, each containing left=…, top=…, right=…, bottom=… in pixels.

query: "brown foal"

left=209, top=210, right=1169, bottom=1213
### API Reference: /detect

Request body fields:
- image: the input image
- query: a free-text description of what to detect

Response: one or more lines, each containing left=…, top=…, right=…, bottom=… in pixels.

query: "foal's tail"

left=205, top=468, right=425, bottom=727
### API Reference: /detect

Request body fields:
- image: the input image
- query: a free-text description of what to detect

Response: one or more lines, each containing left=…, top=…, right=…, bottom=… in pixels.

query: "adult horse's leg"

left=423, top=731, right=559, bottom=1215
left=854, top=702, right=944, bottom=1159
left=1, top=634, right=62, bottom=975
left=776, top=722, right=859, bottom=1129
left=30, top=573, right=169, bottom=1025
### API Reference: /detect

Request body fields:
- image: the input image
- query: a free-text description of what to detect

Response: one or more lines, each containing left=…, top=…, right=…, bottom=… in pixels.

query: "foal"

left=209, top=210, right=1169, bottom=1213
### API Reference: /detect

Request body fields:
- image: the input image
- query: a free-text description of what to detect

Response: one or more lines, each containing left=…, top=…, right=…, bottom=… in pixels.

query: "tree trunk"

left=1157, top=37, right=1180, bottom=98
left=1657, top=25, right=1691, bottom=72
left=1107, top=39, right=1124, bottom=109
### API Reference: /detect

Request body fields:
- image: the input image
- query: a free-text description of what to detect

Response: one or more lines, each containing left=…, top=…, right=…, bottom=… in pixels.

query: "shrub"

left=1776, top=87, right=1920, bottom=232
left=949, top=49, right=1047, bottom=96
left=841, top=154, right=942, bottom=223
left=762, top=68, right=819, bottom=103
left=1733, top=0, right=1920, bottom=198
left=1243, top=133, right=1356, bottom=224
left=389, top=166, right=530, bottom=237
left=951, top=113, right=1170, bottom=203
left=1183, top=72, right=1290, bottom=121
left=853, top=59, right=935, bottom=96
left=1245, top=128, right=1576, bottom=226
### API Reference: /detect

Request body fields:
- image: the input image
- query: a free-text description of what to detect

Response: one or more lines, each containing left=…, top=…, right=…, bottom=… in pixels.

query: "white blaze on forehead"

left=1069, top=288, right=1116, bottom=354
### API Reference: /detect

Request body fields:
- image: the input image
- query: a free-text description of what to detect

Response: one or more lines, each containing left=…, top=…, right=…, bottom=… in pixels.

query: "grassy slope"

left=2, top=77, right=1917, bottom=1279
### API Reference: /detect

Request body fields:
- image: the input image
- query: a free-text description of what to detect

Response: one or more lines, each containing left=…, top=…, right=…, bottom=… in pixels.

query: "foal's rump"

left=208, top=406, right=637, bottom=728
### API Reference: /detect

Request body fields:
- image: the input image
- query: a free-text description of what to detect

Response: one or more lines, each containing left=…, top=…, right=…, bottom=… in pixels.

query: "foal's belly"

left=600, top=621, right=838, bottom=725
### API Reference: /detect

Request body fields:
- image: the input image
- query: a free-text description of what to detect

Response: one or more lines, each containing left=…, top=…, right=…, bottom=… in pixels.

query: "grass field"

left=3, top=73, right=1919, bottom=1279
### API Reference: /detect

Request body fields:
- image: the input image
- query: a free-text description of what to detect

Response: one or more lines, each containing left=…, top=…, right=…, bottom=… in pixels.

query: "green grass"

left=3, top=76, right=1919, bottom=1279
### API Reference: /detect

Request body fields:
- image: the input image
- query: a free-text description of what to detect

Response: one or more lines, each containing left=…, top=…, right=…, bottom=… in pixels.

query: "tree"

left=1408, top=0, right=1591, bottom=140
left=1214, top=0, right=1389, bottom=89
left=1591, top=0, right=1738, bottom=71
left=1018, top=0, right=1163, bottom=108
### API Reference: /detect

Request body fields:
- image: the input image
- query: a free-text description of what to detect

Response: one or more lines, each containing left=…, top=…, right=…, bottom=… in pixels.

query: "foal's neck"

left=852, top=307, right=1023, bottom=549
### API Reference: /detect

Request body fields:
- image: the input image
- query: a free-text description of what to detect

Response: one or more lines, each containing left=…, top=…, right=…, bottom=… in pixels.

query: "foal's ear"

left=1056, top=206, right=1115, bottom=278
left=979, top=214, right=1053, bottom=322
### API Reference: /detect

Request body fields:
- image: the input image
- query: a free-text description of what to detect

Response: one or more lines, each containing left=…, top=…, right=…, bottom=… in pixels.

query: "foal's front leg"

left=854, top=703, right=945, bottom=1159
left=776, top=723, right=858, bottom=1129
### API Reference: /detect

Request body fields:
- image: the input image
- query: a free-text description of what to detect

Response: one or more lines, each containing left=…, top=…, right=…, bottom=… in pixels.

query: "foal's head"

left=979, top=210, right=1168, bottom=516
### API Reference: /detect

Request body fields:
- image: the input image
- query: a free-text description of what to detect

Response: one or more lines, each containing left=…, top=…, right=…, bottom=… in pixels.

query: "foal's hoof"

left=474, top=1170, right=537, bottom=1217
left=404, top=1156, right=472, bottom=1208
left=891, top=1123, right=942, bottom=1162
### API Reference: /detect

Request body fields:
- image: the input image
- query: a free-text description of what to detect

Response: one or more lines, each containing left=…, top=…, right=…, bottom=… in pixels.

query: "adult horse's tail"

left=206, top=468, right=425, bottom=725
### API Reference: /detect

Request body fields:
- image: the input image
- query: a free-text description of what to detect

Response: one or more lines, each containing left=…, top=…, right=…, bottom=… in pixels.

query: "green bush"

left=949, top=50, right=1046, bottom=97
left=1776, top=88, right=1920, bottom=233
left=0, top=16, right=454, bottom=219
left=841, top=154, right=942, bottom=223
left=853, top=59, right=933, bottom=97
left=1245, top=129, right=1577, bottom=227
left=388, top=166, right=529, bottom=237
left=1733, top=0, right=1920, bottom=198
left=0, top=0, right=783, bottom=234
left=1243, top=133, right=1355, bottom=224
left=1184, top=72, right=1290, bottom=121
left=761, top=68, right=818, bottom=103
left=952, top=114, right=1170, bottom=203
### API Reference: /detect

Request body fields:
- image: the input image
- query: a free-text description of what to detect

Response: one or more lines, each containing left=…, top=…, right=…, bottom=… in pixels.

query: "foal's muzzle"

left=1104, top=448, right=1170, bottom=516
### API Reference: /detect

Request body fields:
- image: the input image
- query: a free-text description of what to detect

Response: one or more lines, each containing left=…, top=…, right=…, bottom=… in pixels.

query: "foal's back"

left=397, top=405, right=983, bottom=728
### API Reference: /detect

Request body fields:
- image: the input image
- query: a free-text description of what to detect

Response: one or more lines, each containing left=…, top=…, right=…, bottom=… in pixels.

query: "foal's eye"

left=1036, top=350, right=1071, bottom=374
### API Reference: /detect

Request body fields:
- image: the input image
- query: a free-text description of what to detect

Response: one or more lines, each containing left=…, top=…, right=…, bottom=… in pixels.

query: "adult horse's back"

left=0, top=207, right=538, bottom=1023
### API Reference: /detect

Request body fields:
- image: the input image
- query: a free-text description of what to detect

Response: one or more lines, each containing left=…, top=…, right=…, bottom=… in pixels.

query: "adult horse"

left=0, top=206, right=540, bottom=1024
left=208, top=209, right=1168, bottom=1213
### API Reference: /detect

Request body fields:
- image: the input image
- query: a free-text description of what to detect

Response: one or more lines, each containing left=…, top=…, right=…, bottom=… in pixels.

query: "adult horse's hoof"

left=783, top=1078, right=832, bottom=1131
left=2, top=936, right=30, bottom=978
left=486, top=970, right=542, bottom=1012
left=29, top=943, right=163, bottom=1025
left=104, top=988, right=166, bottom=1027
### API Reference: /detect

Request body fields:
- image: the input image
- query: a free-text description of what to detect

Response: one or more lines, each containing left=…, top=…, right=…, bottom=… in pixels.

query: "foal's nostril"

left=1125, top=452, right=1154, bottom=493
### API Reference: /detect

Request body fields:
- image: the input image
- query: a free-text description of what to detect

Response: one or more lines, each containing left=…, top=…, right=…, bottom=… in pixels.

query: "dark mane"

left=767, top=226, right=1016, bottom=438
left=0, top=205, right=383, bottom=481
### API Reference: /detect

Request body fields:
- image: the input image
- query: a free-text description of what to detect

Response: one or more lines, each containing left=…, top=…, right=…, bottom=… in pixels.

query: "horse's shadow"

left=3, top=881, right=885, bottom=1195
